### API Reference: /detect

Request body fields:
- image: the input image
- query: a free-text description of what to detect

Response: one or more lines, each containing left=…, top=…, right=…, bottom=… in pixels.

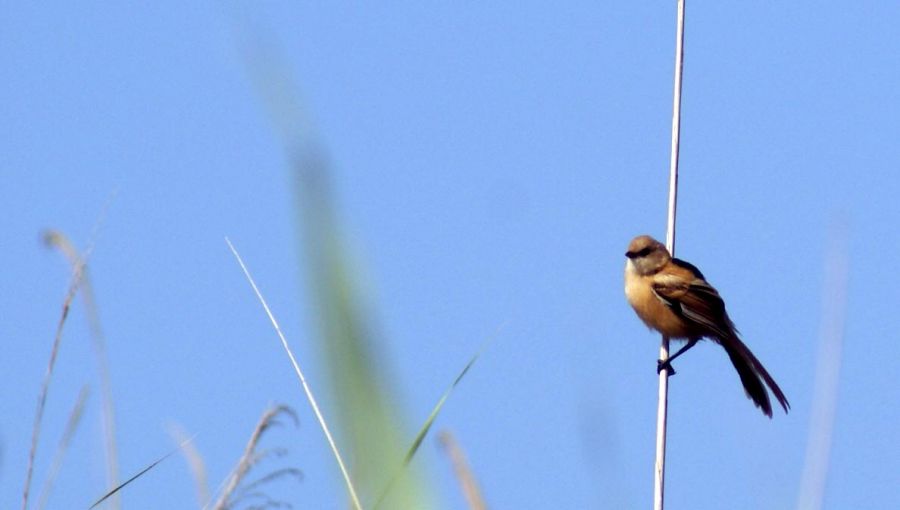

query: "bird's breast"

left=624, top=262, right=694, bottom=339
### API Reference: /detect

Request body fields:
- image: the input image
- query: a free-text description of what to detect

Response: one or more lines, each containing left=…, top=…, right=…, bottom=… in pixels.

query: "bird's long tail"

left=721, top=335, right=790, bottom=418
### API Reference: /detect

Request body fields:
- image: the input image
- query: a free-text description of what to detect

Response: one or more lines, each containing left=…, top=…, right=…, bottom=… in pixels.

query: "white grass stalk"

left=225, top=238, right=364, bottom=510
left=796, top=226, right=848, bottom=510
left=656, top=1, right=686, bottom=509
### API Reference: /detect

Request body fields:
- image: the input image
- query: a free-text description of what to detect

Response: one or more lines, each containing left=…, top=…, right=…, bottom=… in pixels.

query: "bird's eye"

left=636, top=247, right=653, bottom=257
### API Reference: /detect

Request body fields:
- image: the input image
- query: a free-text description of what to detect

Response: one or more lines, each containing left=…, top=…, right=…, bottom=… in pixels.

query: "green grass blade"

left=404, top=350, right=481, bottom=466
left=238, top=32, right=437, bottom=509
left=88, top=436, right=195, bottom=509
left=373, top=348, right=484, bottom=510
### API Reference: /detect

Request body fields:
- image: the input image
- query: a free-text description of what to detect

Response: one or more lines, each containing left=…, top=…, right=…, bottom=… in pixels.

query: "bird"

left=624, top=234, right=789, bottom=417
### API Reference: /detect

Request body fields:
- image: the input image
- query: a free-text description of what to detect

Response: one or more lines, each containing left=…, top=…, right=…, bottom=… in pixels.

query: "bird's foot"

left=657, top=359, right=676, bottom=376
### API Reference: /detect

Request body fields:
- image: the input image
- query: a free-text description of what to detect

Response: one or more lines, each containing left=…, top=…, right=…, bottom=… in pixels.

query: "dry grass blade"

left=168, top=423, right=210, bottom=508
left=210, top=405, right=298, bottom=510
left=438, top=431, right=487, bottom=510
left=225, top=238, right=363, bottom=510
left=88, top=435, right=196, bottom=509
left=35, top=385, right=90, bottom=510
left=22, top=253, right=88, bottom=510
left=43, top=229, right=121, bottom=510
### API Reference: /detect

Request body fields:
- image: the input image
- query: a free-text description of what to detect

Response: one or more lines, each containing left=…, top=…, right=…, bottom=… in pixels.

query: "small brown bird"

left=624, top=235, right=789, bottom=417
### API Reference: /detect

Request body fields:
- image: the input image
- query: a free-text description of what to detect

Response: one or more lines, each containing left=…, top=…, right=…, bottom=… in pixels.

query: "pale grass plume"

left=209, top=405, right=302, bottom=510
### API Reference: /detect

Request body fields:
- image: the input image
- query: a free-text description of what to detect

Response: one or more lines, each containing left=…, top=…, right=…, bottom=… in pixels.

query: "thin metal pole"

left=655, top=1, right=686, bottom=509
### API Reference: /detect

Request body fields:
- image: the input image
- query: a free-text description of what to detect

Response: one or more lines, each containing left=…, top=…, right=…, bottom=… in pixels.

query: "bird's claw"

left=657, top=359, right=676, bottom=376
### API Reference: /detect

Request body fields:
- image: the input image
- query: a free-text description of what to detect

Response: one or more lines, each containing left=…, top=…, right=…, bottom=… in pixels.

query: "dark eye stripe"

left=626, top=246, right=654, bottom=259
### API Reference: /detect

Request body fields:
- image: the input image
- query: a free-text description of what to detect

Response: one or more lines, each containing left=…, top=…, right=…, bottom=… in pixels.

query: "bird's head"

left=625, top=235, right=671, bottom=275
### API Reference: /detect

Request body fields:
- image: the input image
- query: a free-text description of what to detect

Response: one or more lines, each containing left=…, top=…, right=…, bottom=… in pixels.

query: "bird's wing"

left=651, top=273, right=734, bottom=339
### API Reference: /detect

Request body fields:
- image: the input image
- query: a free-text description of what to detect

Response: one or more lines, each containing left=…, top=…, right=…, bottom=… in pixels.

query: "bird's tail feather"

left=721, top=335, right=790, bottom=418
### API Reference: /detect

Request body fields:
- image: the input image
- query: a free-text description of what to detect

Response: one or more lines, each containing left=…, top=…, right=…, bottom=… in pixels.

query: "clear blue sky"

left=3, top=3, right=899, bottom=509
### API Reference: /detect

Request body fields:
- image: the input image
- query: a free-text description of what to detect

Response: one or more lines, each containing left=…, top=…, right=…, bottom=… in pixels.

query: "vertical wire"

left=655, top=1, right=686, bottom=509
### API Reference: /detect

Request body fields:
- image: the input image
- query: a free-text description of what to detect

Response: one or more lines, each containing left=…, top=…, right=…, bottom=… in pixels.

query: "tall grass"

left=238, top=29, right=455, bottom=508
